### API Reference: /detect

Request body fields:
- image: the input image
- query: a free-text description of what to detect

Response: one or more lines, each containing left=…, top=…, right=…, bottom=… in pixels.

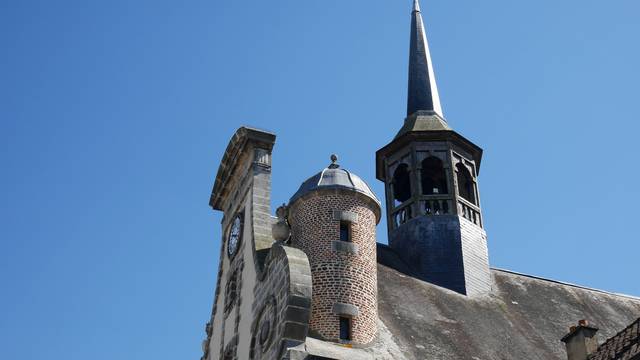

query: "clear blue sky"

left=2, top=0, right=639, bottom=359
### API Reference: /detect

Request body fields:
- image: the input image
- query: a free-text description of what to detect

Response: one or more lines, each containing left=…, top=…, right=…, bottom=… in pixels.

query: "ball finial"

left=328, top=154, right=340, bottom=169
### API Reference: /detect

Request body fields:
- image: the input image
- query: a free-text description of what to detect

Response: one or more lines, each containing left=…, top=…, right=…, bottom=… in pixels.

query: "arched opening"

left=392, top=163, right=411, bottom=206
left=456, top=163, right=476, bottom=204
left=421, top=156, right=448, bottom=195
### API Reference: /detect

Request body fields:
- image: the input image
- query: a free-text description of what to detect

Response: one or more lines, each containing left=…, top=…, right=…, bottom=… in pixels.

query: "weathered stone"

left=331, top=240, right=359, bottom=255
left=332, top=303, right=360, bottom=317
left=332, top=210, right=359, bottom=223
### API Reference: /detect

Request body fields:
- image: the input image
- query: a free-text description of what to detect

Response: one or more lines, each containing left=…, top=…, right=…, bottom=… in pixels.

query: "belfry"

left=376, top=0, right=491, bottom=296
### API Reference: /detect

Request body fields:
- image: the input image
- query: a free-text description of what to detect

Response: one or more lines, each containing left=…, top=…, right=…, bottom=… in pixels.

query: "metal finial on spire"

left=329, top=154, right=339, bottom=169
left=407, top=0, right=443, bottom=117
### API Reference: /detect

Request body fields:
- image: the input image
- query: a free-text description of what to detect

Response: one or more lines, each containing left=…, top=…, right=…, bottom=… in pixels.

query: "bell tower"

left=375, top=0, right=490, bottom=296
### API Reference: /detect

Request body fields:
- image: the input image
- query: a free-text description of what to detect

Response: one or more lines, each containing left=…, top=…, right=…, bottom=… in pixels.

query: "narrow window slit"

left=339, top=317, right=351, bottom=341
left=340, top=221, right=351, bottom=242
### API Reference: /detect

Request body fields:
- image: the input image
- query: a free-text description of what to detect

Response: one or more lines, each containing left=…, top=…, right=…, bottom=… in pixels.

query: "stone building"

left=200, top=1, right=640, bottom=359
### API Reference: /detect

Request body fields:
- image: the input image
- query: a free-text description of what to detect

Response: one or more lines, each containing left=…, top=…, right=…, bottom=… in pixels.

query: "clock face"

left=227, top=215, right=242, bottom=258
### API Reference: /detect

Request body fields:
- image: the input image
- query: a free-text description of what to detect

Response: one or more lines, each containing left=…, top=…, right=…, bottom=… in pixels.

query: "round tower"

left=287, top=155, right=381, bottom=345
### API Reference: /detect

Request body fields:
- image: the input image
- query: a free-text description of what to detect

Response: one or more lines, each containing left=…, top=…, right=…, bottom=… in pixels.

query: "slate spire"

left=407, top=0, right=443, bottom=117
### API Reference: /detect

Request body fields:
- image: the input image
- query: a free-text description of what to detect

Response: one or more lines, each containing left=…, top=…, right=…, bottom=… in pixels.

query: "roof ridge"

left=491, top=267, right=640, bottom=301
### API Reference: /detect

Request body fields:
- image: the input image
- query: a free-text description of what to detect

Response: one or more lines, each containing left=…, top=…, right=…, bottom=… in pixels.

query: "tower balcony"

left=391, top=195, right=482, bottom=230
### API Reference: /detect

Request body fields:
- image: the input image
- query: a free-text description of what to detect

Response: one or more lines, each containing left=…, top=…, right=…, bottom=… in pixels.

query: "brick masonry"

left=289, top=191, right=379, bottom=345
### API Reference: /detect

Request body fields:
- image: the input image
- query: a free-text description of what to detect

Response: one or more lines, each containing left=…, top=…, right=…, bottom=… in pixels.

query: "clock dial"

left=227, top=215, right=242, bottom=257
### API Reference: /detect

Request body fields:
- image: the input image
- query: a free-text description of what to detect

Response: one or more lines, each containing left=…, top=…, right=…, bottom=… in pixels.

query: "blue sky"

left=1, top=0, right=639, bottom=359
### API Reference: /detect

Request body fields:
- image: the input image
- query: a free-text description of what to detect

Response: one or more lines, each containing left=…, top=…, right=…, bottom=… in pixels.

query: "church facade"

left=200, top=1, right=640, bottom=359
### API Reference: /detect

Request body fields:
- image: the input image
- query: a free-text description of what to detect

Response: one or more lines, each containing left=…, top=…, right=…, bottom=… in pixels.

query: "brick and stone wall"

left=289, top=191, right=378, bottom=345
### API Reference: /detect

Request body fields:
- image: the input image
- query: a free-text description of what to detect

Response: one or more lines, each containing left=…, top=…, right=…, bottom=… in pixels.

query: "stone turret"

left=288, top=155, right=381, bottom=345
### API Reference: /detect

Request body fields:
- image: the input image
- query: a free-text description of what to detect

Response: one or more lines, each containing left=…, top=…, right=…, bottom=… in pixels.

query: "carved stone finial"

left=276, top=203, right=287, bottom=220
left=273, top=204, right=291, bottom=242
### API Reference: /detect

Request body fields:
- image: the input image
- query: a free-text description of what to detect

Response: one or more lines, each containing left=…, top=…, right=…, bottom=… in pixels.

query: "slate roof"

left=289, top=162, right=381, bottom=209
left=290, top=246, right=640, bottom=360
left=297, top=244, right=640, bottom=359
left=590, top=318, right=640, bottom=360
left=394, top=110, right=451, bottom=139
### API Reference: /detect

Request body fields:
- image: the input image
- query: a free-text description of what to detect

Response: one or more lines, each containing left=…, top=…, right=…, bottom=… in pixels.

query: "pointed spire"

left=407, top=0, right=443, bottom=117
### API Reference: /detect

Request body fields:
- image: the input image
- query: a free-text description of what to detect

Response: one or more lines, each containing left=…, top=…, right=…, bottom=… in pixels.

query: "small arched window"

left=421, top=157, right=448, bottom=195
left=456, top=163, right=476, bottom=204
left=392, top=163, right=412, bottom=205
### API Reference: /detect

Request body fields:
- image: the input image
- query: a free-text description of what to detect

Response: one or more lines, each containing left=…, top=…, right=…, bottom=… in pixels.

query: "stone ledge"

left=331, top=241, right=359, bottom=255
left=332, top=210, right=359, bottom=223
left=332, top=303, right=360, bottom=317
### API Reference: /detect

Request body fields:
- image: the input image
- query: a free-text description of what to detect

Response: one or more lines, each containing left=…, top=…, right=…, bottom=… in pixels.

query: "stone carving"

left=224, top=270, right=238, bottom=315
left=272, top=204, right=290, bottom=243
left=250, top=244, right=312, bottom=360
left=252, top=296, right=277, bottom=358
left=254, top=148, right=271, bottom=168
left=222, top=335, right=237, bottom=360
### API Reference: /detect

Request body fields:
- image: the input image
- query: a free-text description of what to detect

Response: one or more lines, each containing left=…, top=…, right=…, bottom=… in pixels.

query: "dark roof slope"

left=288, top=162, right=380, bottom=209
left=590, top=318, right=640, bottom=360
left=377, top=244, right=640, bottom=360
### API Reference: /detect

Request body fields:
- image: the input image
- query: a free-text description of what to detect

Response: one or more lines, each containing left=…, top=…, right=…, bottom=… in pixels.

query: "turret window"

left=339, top=221, right=351, bottom=242
left=392, top=163, right=412, bottom=206
left=421, top=156, right=448, bottom=195
left=456, top=163, right=476, bottom=205
left=339, top=317, right=352, bottom=341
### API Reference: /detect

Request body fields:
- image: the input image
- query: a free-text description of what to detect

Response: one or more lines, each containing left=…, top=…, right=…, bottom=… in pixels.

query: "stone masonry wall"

left=250, top=244, right=312, bottom=360
left=289, top=191, right=378, bottom=345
